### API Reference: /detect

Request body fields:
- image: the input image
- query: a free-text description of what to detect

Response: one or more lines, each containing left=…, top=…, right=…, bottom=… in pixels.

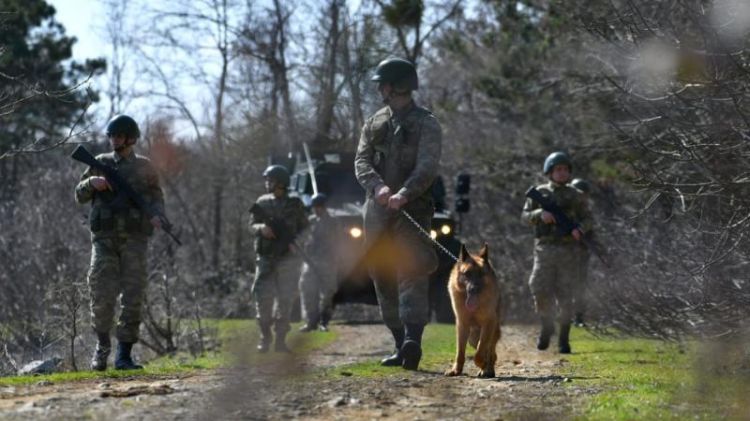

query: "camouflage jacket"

left=74, top=150, right=164, bottom=239
left=302, top=213, right=340, bottom=259
left=249, top=193, right=308, bottom=257
left=521, top=182, right=593, bottom=244
left=354, top=101, right=442, bottom=208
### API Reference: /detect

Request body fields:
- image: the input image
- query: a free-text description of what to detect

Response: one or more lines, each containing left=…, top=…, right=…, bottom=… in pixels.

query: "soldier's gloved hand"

left=89, top=176, right=112, bottom=192
left=541, top=211, right=556, bottom=224
left=571, top=228, right=583, bottom=242
left=374, top=184, right=392, bottom=206
left=387, top=193, right=408, bottom=211
left=261, top=225, right=276, bottom=239
left=150, top=216, right=162, bottom=230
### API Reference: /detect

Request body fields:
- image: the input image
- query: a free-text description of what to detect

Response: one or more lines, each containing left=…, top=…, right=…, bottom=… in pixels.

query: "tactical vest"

left=88, top=153, right=155, bottom=237
left=369, top=105, right=435, bottom=205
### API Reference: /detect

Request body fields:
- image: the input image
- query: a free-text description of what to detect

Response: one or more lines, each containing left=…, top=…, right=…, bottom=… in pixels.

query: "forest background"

left=1, top=0, right=750, bottom=373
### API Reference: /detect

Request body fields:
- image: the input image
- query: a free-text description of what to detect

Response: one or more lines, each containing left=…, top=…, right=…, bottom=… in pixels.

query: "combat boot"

left=558, top=322, right=572, bottom=354
left=536, top=317, right=555, bottom=351
left=274, top=328, right=291, bottom=353
left=401, top=324, right=424, bottom=371
left=90, top=332, right=111, bottom=372
left=380, top=326, right=405, bottom=367
left=257, top=325, right=272, bottom=353
left=319, top=310, right=332, bottom=332
left=573, top=312, right=585, bottom=327
left=114, top=342, right=143, bottom=370
left=298, top=320, right=318, bottom=333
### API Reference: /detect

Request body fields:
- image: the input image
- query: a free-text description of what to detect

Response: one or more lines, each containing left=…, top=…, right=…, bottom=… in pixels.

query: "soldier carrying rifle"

left=522, top=151, right=593, bottom=355
left=74, top=114, right=166, bottom=371
left=249, top=165, right=308, bottom=353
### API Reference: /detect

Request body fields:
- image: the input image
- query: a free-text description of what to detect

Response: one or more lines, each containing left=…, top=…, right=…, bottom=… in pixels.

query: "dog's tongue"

left=465, top=295, right=479, bottom=313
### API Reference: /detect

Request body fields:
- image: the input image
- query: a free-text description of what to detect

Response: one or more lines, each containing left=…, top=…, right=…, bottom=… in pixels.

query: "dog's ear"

left=479, top=243, right=489, bottom=261
left=459, top=243, right=469, bottom=261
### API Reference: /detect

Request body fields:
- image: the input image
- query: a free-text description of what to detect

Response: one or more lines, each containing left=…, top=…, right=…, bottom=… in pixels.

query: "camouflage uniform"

left=355, top=101, right=441, bottom=336
left=298, top=213, right=340, bottom=328
left=75, top=150, right=164, bottom=344
left=249, top=193, right=308, bottom=345
left=521, top=182, right=591, bottom=334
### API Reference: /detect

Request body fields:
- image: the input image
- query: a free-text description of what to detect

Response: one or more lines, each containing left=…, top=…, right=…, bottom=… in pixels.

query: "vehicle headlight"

left=430, top=229, right=438, bottom=239
left=349, top=227, right=363, bottom=239
left=440, top=224, right=451, bottom=235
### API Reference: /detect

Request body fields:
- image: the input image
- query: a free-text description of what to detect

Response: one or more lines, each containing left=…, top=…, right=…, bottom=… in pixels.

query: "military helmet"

left=371, top=57, right=418, bottom=91
left=310, top=193, right=328, bottom=207
left=543, top=151, right=572, bottom=174
left=570, top=178, right=591, bottom=194
left=106, top=114, right=140, bottom=140
left=263, top=165, right=290, bottom=187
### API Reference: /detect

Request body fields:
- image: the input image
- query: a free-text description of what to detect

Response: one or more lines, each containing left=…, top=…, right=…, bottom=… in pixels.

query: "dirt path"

left=0, top=324, right=598, bottom=420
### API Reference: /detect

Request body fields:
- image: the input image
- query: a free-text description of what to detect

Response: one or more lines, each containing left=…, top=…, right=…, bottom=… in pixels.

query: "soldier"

left=298, top=193, right=339, bottom=332
left=570, top=178, right=592, bottom=327
left=74, top=114, right=165, bottom=371
left=249, top=165, right=308, bottom=352
left=355, top=57, right=441, bottom=371
left=521, top=152, right=592, bottom=354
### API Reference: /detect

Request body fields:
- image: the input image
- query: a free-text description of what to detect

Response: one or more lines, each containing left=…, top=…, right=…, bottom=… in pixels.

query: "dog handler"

left=355, top=57, right=442, bottom=371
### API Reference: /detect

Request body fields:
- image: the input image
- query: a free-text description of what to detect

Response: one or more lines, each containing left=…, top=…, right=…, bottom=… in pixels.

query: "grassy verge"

left=0, top=320, right=338, bottom=387
left=564, top=327, right=748, bottom=420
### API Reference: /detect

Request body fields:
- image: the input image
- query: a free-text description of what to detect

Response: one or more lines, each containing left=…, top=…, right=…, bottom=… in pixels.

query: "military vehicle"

left=281, top=147, right=469, bottom=323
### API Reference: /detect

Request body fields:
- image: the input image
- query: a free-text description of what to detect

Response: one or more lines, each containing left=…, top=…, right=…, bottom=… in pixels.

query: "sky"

left=49, top=0, right=106, bottom=65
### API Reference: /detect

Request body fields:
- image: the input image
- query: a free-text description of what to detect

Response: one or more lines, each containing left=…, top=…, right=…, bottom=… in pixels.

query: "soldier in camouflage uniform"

left=569, top=178, right=593, bottom=327
left=355, top=57, right=441, bottom=371
left=249, top=165, right=308, bottom=352
left=74, top=114, right=165, bottom=371
left=521, top=152, right=592, bottom=354
left=298, top=193, right=340, bottom=332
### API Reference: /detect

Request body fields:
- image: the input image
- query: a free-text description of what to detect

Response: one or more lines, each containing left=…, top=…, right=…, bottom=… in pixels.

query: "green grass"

left=325, top=323, right=747, bottom=420
left=564, top=327, right=749, bottom=420
left=0, top=320, right=338, bottom=387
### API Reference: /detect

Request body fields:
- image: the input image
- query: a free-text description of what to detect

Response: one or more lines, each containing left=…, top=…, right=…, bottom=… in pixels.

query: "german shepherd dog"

left=445, top=244, right=502, bottom=378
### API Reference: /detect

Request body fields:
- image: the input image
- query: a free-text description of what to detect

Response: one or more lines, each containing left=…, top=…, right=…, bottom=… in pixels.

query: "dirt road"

left=0, top=324, right=597, bottom=420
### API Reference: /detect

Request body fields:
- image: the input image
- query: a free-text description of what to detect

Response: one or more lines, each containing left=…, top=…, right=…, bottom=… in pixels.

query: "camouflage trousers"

left=528, top=242, right=580, bottom=322
left=364, top=199, right=438, bottom=330
left=298, top=260, right=338, bottom=325
left=573, top=250, right=591, bottom=314
left=86, top=236, right=149, bottom=343
left=252, top=254, right=302, bottom=336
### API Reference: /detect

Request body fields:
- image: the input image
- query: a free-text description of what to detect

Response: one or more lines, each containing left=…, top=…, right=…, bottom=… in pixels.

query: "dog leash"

left=399, top=209, right=459, bottom=263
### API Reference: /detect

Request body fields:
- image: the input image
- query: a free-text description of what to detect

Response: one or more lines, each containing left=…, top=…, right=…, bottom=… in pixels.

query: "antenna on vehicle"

left=302, top=141, right=319, bottom=195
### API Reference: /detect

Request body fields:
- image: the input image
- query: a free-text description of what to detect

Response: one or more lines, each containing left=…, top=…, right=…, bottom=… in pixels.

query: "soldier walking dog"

left=445, top=244, right=502, bottom=378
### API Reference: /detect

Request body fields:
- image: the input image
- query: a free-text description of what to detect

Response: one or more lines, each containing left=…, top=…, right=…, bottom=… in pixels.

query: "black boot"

left=299, top=322, right=318, bottom=333
left=91, top=332, right=111, bottom=372
left=114, top=342, right=143, bottom=370
left=573, top=312, right=585, bottom=327
left=558, top=322, right=572, bottom=354
left=401, top=324, right=424, bottom=371
left=536, top=317, right=555, bottom=351
left=319, top=309, right=332, bottom=332
left=274, top=328, right=291, bottom=353
left=257, top=324, right=272, bottom=353
left=380, top=327, right=405, bottom=366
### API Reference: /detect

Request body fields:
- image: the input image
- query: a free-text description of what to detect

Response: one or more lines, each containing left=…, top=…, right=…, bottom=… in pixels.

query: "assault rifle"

left=525, top=186, right=608, bottom=267
left=249, top=203, right=328, bottom=280
left=71, top=145, right=182, bottom=246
